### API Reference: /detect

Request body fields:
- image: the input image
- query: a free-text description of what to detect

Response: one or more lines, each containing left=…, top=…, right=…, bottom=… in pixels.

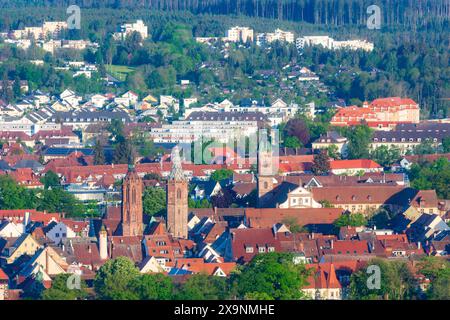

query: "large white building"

left=12, top=21, right=68, bottom=40
left=257, top=29, right=295, bottom=46
left=150, top=111, right=267, bottom=144
left=226, top=26, right=254, bottom=43
left=296, top=36, right=374, bottom=52
left=114, top=20, right=148, bottom=41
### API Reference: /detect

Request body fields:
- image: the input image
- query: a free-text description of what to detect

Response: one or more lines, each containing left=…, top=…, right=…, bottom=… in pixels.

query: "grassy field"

left=105, top=64, right=135, bottom=82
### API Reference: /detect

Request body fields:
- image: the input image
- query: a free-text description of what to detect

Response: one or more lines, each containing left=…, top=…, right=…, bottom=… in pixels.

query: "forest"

left=0, top=0, right=449, bottom=28
left=0, top=3, right=448, bottom=118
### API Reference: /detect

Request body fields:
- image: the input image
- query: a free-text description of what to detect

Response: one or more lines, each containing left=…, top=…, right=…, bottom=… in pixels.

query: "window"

left=177, top=188, right=182, bottom=199
left=268, top=247, right=275, bottom=252
left=258, top=247, right=266, bottom=253
left=245, top=246, right=254, bottom=253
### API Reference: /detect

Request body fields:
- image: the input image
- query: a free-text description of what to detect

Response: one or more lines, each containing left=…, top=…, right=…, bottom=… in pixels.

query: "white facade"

left=257, top=29, right=295, bottom=46
left=296, top=36, right=374, bottom=52
left=46, top=221, right=79, bottom=245
left=114, top=20, right=148, bottom=40
left=227, top=26, right=254, bottom=43
left=150, top=119, right=260, bottom=144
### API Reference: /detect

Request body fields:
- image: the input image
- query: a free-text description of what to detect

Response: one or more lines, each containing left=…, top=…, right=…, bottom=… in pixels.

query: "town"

left=0, top=1, right=449, bottom=302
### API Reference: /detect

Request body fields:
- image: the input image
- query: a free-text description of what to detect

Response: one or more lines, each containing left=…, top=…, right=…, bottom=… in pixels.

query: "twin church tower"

left=120, top=140, right=275, bottom=238
left=120, top=146, right=187, bottom=238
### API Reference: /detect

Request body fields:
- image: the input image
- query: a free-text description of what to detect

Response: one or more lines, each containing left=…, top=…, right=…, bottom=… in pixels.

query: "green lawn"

left=105, top=64, right=135, bottom=81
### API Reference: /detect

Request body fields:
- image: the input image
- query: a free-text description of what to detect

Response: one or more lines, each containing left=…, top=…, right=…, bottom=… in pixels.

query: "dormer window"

left=352, top=195, right=357, bottom=201
left=245, top=246, right=254, bottom=253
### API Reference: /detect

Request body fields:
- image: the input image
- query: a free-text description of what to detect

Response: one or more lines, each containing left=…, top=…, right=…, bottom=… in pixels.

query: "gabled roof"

left=330, top=159, right=382, bottom=170
left=0, top=267, right=8, bottom=280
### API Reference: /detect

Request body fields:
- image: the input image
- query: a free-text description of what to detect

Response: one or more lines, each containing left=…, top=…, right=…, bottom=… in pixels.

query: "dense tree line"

left=0, top=1, right=448, bottom=28
left=0, top=175, right=87, bottom=217
left=0, top=6, right=448, bottom=117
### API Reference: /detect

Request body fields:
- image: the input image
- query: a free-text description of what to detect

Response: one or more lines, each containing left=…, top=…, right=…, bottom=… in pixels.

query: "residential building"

left=256, top=29, right=294, bottom=46
left=114, top=20, right=148, bottom=40
left=331, top=97, right=420, bottom=128
left=226, top=26, right=254, bottom=43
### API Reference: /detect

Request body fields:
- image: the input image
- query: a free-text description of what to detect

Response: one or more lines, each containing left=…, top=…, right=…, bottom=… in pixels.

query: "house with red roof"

left=331, top=97, right=420, bottom=129
left=0, top=267, right=9, bottom=300
left=329, top=159, right=383, bottom=175
left=174, top=259, right=236, bottom=277
left=303, top=263, right=342, bottom=299
left=303, top=260, right=368, bottom=299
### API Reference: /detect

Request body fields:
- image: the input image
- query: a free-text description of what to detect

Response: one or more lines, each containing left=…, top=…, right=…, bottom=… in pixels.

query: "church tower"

left=121, top=165, right=143, bottom=236
left=166, top=146, right=188, bottom=239
left=257, top=135, right=276, bottom=207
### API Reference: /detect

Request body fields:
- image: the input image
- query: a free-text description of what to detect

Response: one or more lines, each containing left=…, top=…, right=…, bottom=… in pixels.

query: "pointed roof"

left=0, top=267, right=8, bottom=281
left=168, top=146, right=186, bottom=181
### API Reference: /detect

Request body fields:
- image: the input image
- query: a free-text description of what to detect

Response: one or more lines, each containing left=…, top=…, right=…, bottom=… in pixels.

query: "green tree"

left=113, top=136, right=134, bottom=165
left=311, top=151, right=330, bottom=175
left=442, top=137, right=450, bottom=153
left=188, top=198, right=212, bottom=208
left=142, top=187, right=166, bottom=216
left=42, top=274, right=89, bottom=300
left=334, top=213, right=367, bottom=227
left=408, top=157, right=450, bottom=199
left=326, top=144, right=341, bottom=159
left=344, top=125, right=373, bottom=159
left=370, top=145, right=401, bottom=167
left=94, top=257, right=141, bottom=300
left=412, top=140, right=437, bottom=155
left=130, top=273, right=174, bottom=300
left=234, top=252, right=310, bottom=300
left=37, top=188, right=85, bottom=218
left=417, top=257, right=450, bottom=300
left=349, top=259, right=418, bottom=300
left=0, top=175, right=37, bottom=209
left=93, top=139, right=106, bottom=165
left=211, top=169, right=234, bottom=182
left=40, top=170, right=61, bottom=189
left=284, top=136, right=302, bottom=148
left=175, top=274, right=231, bottom=300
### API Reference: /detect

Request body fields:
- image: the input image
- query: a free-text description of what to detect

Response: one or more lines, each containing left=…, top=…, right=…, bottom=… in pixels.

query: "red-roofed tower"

left=166, top=146, right=188, bottom=239
left=121, top=165, right=143, bottom=236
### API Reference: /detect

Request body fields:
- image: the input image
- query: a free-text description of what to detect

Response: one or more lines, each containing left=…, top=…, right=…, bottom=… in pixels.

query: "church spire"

left=169, top=146, right=185, bottom=181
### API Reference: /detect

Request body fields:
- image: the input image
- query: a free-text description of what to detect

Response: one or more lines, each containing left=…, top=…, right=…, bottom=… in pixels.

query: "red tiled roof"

left=246, top=208, right=343, bottom=228
left=231, top=228, right=282, bottom=263
left=177, top=259, right=236, bottom=276
left=304, top=263, right=341, bottom=289
left=330, top=159, right=382, bottom=170
left=0, top=267, right=8, bottom=280
left=0, top=209, right=60, bottom=225
left=326, top=240, right=370, bottom=256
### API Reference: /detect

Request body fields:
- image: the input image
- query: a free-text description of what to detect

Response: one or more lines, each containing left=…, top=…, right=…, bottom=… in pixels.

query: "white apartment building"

left=12, top=21, right=68, bottom=40
left=114, top=20, right=148, bottom=40
left=256, top=29, right=295, bottom=46
left=296, top=36, right=334, bottom=49
left=296, top=35, right=374, bottom=52
left=150, top=111, right=267, bottom=144
left=226, top=26, right=254, bottom=43
left=332, top=40, right=374, bottom=52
